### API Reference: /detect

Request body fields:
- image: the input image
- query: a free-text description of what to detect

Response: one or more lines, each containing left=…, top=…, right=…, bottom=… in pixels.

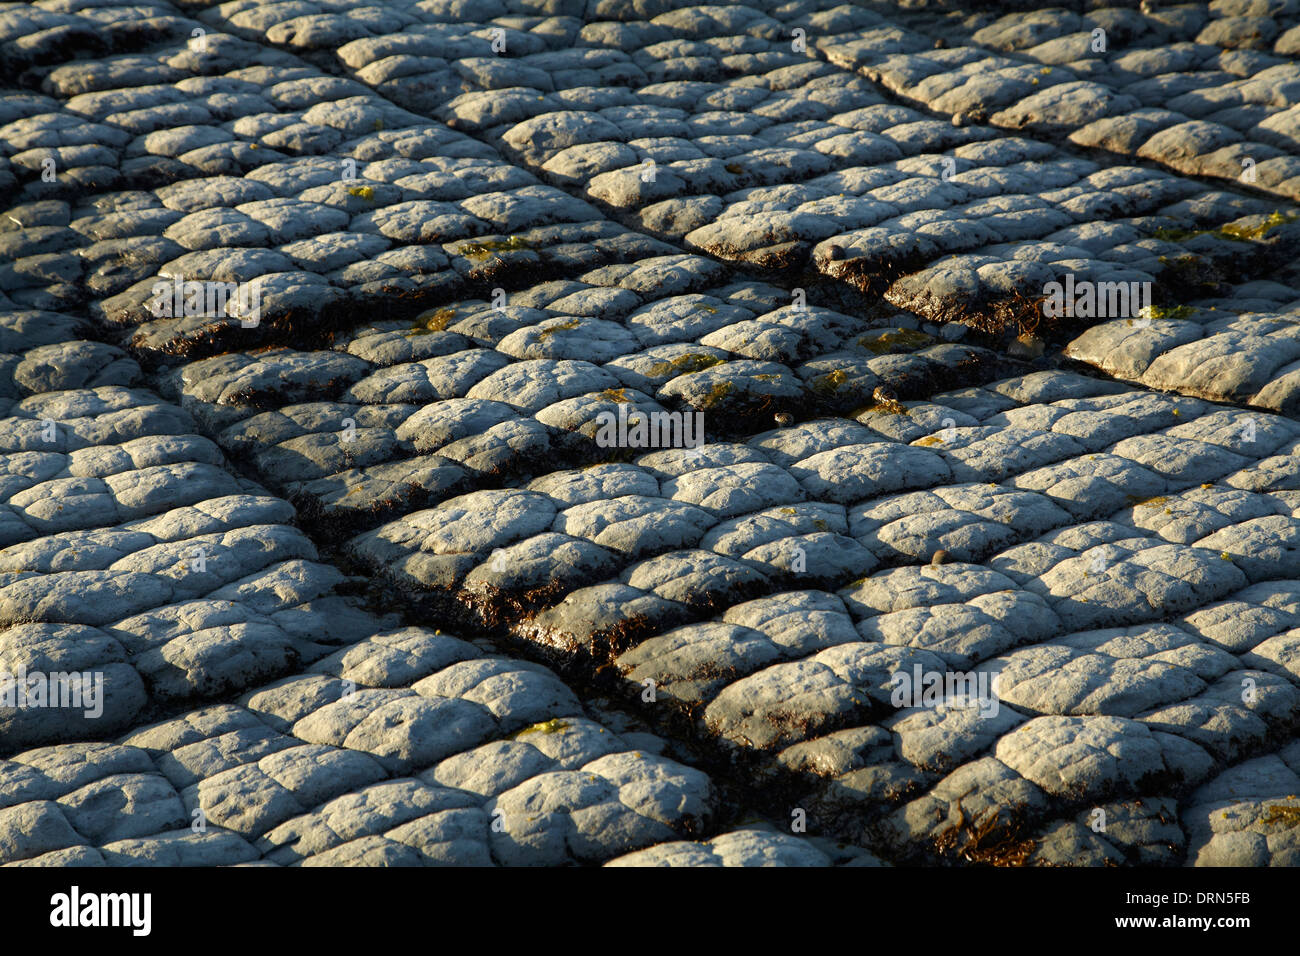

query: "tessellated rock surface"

left=3, top=0, right=1300, bottom=867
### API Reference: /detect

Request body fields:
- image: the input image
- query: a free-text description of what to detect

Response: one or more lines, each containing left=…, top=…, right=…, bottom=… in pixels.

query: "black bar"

left=0, top=865, right=1278, bottom=943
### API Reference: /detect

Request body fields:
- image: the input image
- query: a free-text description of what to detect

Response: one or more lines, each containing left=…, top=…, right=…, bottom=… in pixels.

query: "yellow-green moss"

left=1152, top=211, right=1297, bottom=245
left=1152, top=226, right=1198, bottom=242
left=1125, top=494, right=1168, bottom=508
left=1218, top=210, right=1297, bottom=240
left=853, top=401, right=909, bottom=417
left=858, top=328, right=934, bottom=354
left=814, top=368, right=850, bottom=393
left=515, top=718, right=570, bottom=737
left=347, top=185, right=375, bottom=200
left=700, top=381, right=733, bottom=408
left=409, top=307, right=455, bottom=335
left=648, top=352, right=724, bottom=377
left=459, top=235, right=533, bottom=259
left=1140, top=303, right=1196, bottom=321
left=537, top=317, right=581, bottom=339
left=1261, top=804, right=1300, bottom=828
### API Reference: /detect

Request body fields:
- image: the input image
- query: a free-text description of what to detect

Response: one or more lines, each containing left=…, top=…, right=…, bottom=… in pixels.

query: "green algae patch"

left=1261, top=804, right=1300, bottom=828
left=700, top=381, right=734, bottom=408
left=1125, top=494, right=1168, bottom=508
left=514, top=718, right=570, bottom=738
left=813, top=367, right=850, bottom=393
left=347, top=185, right=375, bottom=200
left=537, top=317, right=581, bottom=339
left=648, top=352, right=724, bottom=377
left=1218, top=210, right=1297, bottom=240
left=409, top=307, right=455, bottom=335
left=1152, top=211, right=1297, bottom=245
left=1132, top=303, right=1196, bottom=323
left=854, top=400, right=909, bottom=417
left=1151, top=226, right=1201, bottom=242
left=1149, top=304, right=1195, bottom=320
left=460, top=235, right=534, bottom=259
left=858, top=328, right=934, bottom=354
